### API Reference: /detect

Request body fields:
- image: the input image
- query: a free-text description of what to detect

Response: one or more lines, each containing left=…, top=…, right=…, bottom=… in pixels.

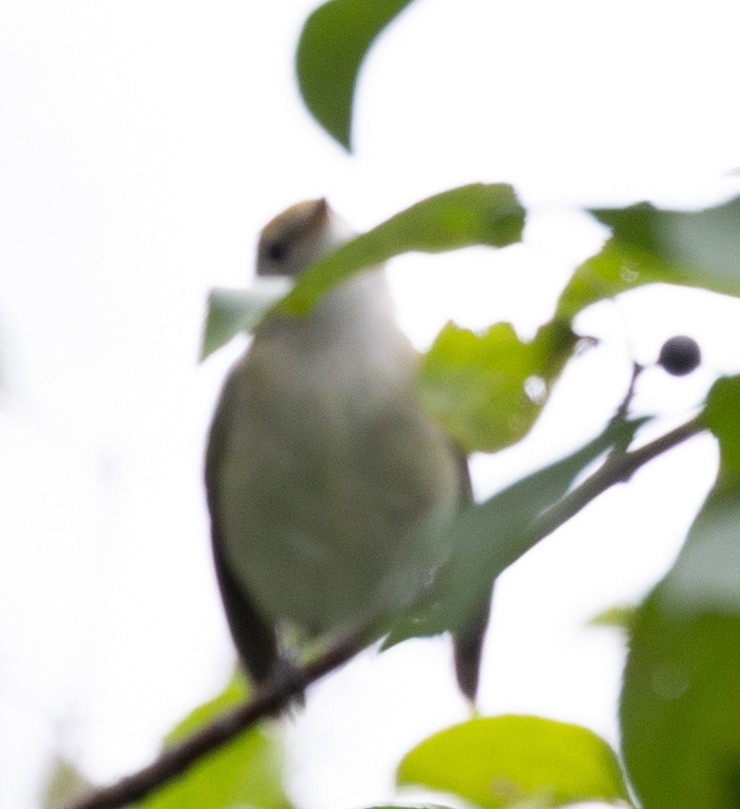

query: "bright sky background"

left=2, top=0, right=740, bottom=807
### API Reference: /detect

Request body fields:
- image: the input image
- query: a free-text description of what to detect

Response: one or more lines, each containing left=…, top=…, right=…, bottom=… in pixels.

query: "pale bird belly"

left=218, top=372, right=460, bottom=639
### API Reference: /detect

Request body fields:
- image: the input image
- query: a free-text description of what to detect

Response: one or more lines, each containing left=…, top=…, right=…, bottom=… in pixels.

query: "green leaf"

left=663, top=486, right=740, bottom=615
left=296, top=0, right=416, bottom=150
left=621, top=598, right=740, bottom=809
left=200, top=281, right=289, bottom=360
left=703, top=375, right=740, bottom=478
left=620, top=376, right=740, bottom=809
left=278, top=183, right=525, bottom=315
left=42, top=757, right=93, bottom=809
left=557, top=195, right=740, bottom=319
left=419, top=319, right=577, bottom=453
left=594, top=196, right=740, bottom=290
left=660, top=376, right=740, bottom=615
left=556, top=239, right=673, bottom=321
left=143, top=673, right=291, bottom=809
left=398, top=716, right=630, bottom=808
left=387, top=416, right=646, bottom=644
left=201, top=185, right=524, bottom=356
left=588, top=603, right=636, bottom=631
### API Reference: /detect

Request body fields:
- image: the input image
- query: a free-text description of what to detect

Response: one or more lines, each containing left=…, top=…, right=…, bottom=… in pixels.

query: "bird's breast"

left=216, top=279, right=463, bottom=639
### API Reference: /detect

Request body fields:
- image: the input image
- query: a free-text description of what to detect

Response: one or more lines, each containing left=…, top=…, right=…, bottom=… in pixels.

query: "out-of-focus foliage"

left=201, top=280, right=290, bottom=360
left=276, top=183, right=524, bottom=315
left=42, top=758, right=93, bottom=809
left=386, top=415, right=646, bottom=647
left=558, top=197, right=740, bottom=320
left=201, top=183, right=524, bottom=357
left=296, top=0, right=416, bottom=150
left=398, top=716, right=630, bottom=808
left=588, top=603, right=636, bottom=630
left=620, top=377, right=740, bottom=809
left=419, top=319, right=576, bottom=453
left=142, top=673, right=291, bottom=809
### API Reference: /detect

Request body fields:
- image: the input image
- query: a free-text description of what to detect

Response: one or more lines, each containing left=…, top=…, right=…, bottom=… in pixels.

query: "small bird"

left=205, top=199, right=487, bottom=701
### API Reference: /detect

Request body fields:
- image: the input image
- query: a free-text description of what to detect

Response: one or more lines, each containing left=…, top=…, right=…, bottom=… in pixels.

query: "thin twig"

left=534, top=414, right=706, bottom=538
left=64, top=631, right=367, bottom=809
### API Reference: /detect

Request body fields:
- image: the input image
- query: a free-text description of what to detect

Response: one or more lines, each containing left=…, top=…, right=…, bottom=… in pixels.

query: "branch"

left=533, top=414, right=706, bottom=540
left=64, top=631, right=367, bottom=809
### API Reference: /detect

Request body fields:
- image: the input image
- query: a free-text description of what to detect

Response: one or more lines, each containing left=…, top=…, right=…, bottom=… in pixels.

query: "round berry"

left=658, top=336, right=701, bottom=376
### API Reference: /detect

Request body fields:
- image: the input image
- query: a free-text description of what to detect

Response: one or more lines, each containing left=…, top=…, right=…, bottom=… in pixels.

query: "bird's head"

left=256, top=199, right=352, bottom=278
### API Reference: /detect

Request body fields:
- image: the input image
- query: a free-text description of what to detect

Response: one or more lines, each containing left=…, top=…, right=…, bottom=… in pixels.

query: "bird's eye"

left=266, top=239, right=288, bottom=262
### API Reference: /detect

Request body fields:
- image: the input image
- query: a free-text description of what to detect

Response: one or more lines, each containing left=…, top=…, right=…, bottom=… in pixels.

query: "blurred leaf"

left=620, top=598, right=740, bottom=809
left=594, top=196, right=740, bottom=288
left=658, top=479, right=740, bottom=617
left=398, top=716, right=630, bottom=808
left=202, top=185, right=523, bottom=356
left=278, top=183, right=525, bottom=315
left=659, top=375, right=740, bottom=614
left=588, top=603, right=636, bottom=630
left=143, top=673, right=291, bottom=809
left=296, top=0, right=416, bottom=149
left=557, top=239, right=674, bottom=321
left=420, top=319, right=577, bottom=453
left=558, top=195, right=740, bottom=319
left=703, top=375, right=740, bottom=476
left=42, top=757, right=93, bottom=809
left=200, top=280, right=290, bottom=360
left=620, top=375, right=740, bottom=809
left=387, top=416, right=646, bottom=644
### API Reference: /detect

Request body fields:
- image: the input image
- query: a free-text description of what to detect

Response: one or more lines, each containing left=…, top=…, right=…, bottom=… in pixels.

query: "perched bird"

left=205, top=199, right=487, bottom=701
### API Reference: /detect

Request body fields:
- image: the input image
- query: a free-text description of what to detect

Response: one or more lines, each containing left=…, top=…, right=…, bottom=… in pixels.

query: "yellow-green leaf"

left=588, top=603, right=636, bottom=631
left=143, top=673, right=291, bottom=809
left=278, top=183, right=524, bottom=316
left=202, top=186, right=524, bottom=357
left=420, top=319, right=576, bottom=453
left=398, top=716, right=630, bottom=808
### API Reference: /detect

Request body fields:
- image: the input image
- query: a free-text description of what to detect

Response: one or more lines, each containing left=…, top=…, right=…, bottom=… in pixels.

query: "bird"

left=205, top=198, right=488, bottom=702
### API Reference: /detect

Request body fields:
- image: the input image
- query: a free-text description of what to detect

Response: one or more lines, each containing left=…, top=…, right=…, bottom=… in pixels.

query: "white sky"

left=2, top=0, right=740, bottom=807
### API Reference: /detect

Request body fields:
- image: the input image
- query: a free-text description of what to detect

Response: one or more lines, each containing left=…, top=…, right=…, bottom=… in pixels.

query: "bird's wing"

left=205, top=362, right=280, bottom=685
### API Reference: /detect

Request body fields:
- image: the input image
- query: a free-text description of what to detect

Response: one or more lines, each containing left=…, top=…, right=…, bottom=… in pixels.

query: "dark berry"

left=658, top=336, right=701, bottom=376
